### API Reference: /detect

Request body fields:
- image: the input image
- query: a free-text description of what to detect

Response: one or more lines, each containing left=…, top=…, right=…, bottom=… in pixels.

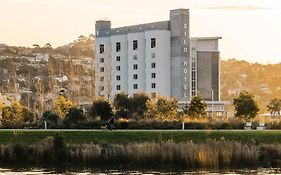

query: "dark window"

left=151, top=83, right=156, bottom=89
left=99, top=44, right=104, bottom=54
left=116, top=66, right=121, bottom=71
left=151, top=63, right=156, bottom=68
left=133, top=40, right=138, bottom=50
left=116, top=42, right=121, bottom=52
left=101, top=86, right=104, bottom=91
left=133, top=74, right=138, bottom=80
left=116, top=56, right=120, bottom=62
left=100, top=58, right=104, bottom=63
left=133, top=64, right=138, bottom=70
left=116, top=75, right=121, bottom=81
left=116, top=85, right=121, bottom=90
left=133, top=55, right=137, bottom=60
left=100, top=76, right=104, bottom=82
left=151, top=38, right=156, bottom=48
left=151, top=73, right=156, bottom=78
left=133, top=84, right=138, bottom=89
left=100, top=67, right=104, bottom=72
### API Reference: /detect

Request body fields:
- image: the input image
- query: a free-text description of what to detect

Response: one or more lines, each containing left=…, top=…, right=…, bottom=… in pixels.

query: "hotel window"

left=151, top=52, right=156, bottom=59
left=99, top=44, right=104, bottom=54
left=133, top=64, right=138, bottom=70
left=116, top=85, right=121, bottom=90
left=116, top=56, right=121, bottom=62
left=116, top=75, right=121, bottom=81
left=133, top=84, right=138, bottom=89
left=151, top=38, right=156, bottom=48
left=100, top=58, right=104, bottom=63
left=116, top=66, right=121, bottom=71
left=116, top=42, right=121, bottom=52
left=133, top=74, right=138, bottom=80
left=133, top=55, right=138, bottom=60
left=151, top=83, right=156, bottom=89
left=151, top=73, right=156, bottom=78
left=133, top=40, right=138, bottom=50
left=100, top=67, right=104, bottom=72
left=100, top=76, right=104, bottom=82
left=151, top=63, right=156, bottom=68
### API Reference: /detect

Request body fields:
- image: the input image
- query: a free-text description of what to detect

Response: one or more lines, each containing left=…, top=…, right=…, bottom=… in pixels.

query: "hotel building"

left=94, top=9, right=224, bottom=112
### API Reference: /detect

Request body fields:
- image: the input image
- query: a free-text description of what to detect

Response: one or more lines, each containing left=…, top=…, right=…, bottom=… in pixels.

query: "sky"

left=0, top=0, right=281, bottom=64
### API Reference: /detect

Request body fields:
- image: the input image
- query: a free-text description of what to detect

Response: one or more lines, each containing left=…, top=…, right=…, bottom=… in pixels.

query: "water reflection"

left=0, top=168, right=281, bottom=175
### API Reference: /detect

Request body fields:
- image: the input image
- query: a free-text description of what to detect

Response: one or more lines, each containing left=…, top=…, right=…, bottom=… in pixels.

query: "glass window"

left=116, top=56, right=120, bottom=62
left=151, top=73, right=156, bottom=78
left=133, top=55, right=138, bottom=60
left=100, top=76, right=104, bottom=82
left=133, top=84, right=138, bottom=89
left=101, top=86, right=104, bottom=91
left=100, top=67, right=104, bottom=72
left=151, top=83, right=156, bottom=89
left=133, top=74, right=138, bottom=80
left=116, top=42, right=121, bottom=52
left=99, top=44, right=104, bottom=54
left=151, top=38, right=156, bottom=48
left=133, top=64, right=138, bottom=70
left=133, top=40, right=138, bottom=50
left=116, top=66, right=121, bottom=71
left=100, top=58, right=104, bottom=63
left=116, top=85, right=121, bottom=90
left=116, top=75, right=121, bottom=81
left=151, top=63, right=156, bottom=68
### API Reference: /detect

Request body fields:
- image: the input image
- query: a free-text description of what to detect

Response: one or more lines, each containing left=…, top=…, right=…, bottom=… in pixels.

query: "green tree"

left=233, top=91, right=260, bottom=119
left=113, top=93, right=131, bottom=118
left=64, top=107, right=85, bottom=126
left=130, top=93, right=149, bottom=118
left=267, top=98, right=281, bottom=115
left=90, top=98, right=113, bottom=121
left=186, top=95, right=207, bottom=118
left=42, top=110, right=60, bottom=126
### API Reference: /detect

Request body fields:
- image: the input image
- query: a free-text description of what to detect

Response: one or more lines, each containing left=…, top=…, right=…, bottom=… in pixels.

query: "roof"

left=191, top=37, right=222, bottom=40
left=97, top=21, right=170, bottom=37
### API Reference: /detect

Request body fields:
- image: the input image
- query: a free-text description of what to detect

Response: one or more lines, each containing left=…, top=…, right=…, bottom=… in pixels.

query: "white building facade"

left=95, top=9, right=222, bottom=108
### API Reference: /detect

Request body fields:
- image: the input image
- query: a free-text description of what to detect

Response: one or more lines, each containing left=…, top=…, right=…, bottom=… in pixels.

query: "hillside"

left=221, top=59, right=281, bottom=113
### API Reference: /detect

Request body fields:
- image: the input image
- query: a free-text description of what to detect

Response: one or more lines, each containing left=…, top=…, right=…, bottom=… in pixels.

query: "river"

left=0, top=168, right=281, bottom=174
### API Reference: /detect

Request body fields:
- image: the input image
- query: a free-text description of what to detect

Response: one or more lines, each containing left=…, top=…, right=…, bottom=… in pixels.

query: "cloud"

left=206, top=6, right=271, bottom=11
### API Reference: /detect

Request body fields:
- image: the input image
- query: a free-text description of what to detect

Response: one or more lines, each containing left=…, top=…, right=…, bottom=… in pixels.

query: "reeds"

left=0, top=138, right=279, bottom=169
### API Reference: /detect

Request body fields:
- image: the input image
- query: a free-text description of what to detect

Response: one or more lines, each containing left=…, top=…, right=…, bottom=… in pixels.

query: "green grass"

left=0, top=130, right=281, bottom=144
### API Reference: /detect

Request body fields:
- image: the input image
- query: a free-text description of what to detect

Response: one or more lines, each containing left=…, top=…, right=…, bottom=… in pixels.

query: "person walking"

left=108, top=116, right=116, bottom=130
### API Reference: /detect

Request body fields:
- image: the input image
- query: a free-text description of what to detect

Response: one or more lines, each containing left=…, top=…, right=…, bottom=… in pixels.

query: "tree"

left=64, top=107, right=85, bottom=125
left=54, top=95, right=73, bottom=118
left=185, top=95, right=207, bottom=118
left=145, top=95, right=179, bottom=120
left=130, top=93, right=149, bottom=118
left=267, top=98, right=281, bottom=115
left=42, top=110, right=60, bottom=126
left=113, top=93, right=131, bottom=118
left=233, top=91, right=260, bottom=120
left=21, top=107, right=34, bottom=123
left=1, top=101, right=23, bottom=123
left=90, top=98, right=113, bottom=121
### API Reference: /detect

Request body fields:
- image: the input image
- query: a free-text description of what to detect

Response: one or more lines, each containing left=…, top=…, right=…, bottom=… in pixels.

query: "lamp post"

left=211, top=89, right=214, bottom=119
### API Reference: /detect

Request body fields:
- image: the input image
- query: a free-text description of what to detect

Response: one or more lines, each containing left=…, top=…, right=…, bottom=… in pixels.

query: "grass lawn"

left=0, top=130, right=281, bottom=144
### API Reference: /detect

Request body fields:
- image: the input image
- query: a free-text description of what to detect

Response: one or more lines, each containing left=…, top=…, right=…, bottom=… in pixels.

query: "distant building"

left=94, top=9, right=225, bottom=114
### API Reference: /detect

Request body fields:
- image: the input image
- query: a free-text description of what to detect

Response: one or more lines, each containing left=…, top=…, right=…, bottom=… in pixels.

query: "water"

left=0, top=168, right=281, bottom=175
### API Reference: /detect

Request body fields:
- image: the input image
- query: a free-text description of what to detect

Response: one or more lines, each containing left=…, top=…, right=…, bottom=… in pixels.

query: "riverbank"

left=0, top=130, right=281, bottom=144
left=0, top=137, right=280, bottom=169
